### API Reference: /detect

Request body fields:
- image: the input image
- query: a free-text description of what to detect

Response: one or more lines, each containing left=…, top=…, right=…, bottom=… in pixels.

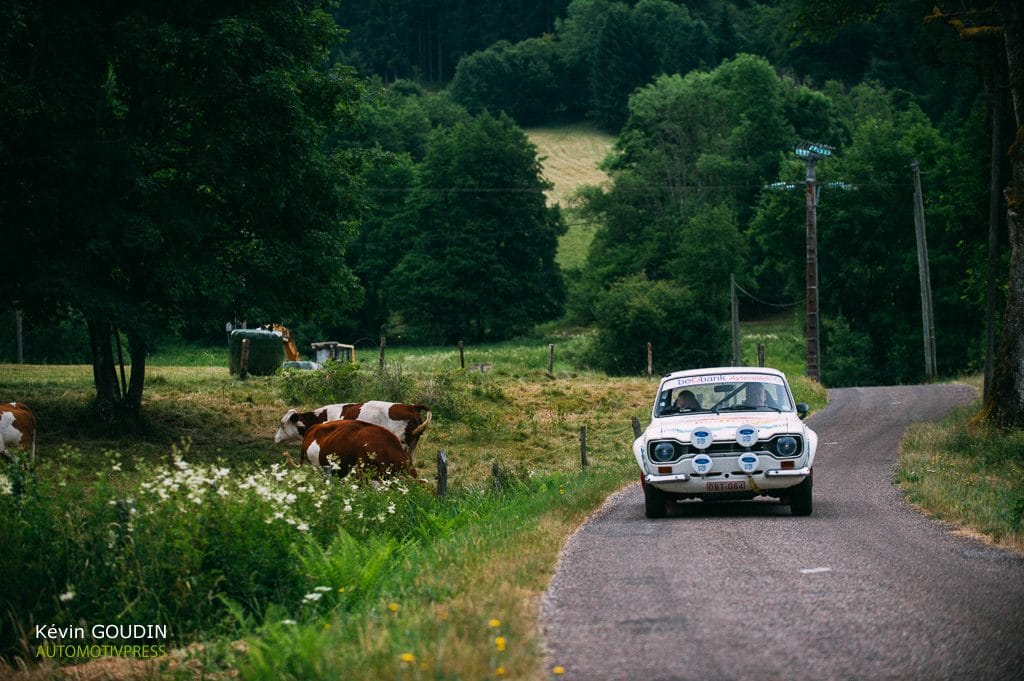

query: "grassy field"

left=1, top=327, right=832, bottom=680
left=525, top=122, right=613, bottom=209
left=526, top=123, right=613, bottom=271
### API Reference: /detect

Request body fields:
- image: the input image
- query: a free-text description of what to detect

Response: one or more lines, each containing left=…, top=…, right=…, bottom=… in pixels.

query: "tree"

left=787, top=0, right=1024, bottom=424
left=389, top=112, right=565, bottom=343
left=989, top=0, right=1024, bottom=427
left=1, top=2, right=364, bottom=416
left=587, top=273, right=728, bottom=375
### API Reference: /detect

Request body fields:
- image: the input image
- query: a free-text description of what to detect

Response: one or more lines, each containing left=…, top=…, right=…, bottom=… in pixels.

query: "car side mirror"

left=796, top=403, right=809, bottom=419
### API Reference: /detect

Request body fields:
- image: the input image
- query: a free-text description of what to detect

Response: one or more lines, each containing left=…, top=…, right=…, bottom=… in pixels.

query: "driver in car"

left=743, top=382, right=778, bottom=409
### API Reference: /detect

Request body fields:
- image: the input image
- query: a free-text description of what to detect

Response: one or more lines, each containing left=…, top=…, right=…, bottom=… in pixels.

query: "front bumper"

left=643, top=466, right=810, bottom=494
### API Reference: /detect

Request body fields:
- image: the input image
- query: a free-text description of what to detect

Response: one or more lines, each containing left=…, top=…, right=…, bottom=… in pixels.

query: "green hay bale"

left=228, top=329, right=284, bottom=376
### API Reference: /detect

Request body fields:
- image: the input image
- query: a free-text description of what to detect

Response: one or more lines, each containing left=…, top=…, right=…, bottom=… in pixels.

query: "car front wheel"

left=643, top=477, right=668, bottom=518
left=789, top=473, right=813, bottom=516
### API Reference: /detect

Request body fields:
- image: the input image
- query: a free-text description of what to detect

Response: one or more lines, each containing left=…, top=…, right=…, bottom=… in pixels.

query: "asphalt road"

left=540, top=384, right=1024, bottom=681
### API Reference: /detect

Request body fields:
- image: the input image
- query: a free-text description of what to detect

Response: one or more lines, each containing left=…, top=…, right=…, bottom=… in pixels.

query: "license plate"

left=706, top=480, right=747, bottom=492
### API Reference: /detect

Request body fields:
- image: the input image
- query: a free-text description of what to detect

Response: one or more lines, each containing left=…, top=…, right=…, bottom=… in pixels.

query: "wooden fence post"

left=647, top=342, right=653, bottom=378
left=491, top=462, right=505, bottom=490
left=580, top=424, right=588, bottom=468
left=436, top=450, right=448, bottom=498
left=379, top=335, right=386, bottom=370
left=757, top=343, right=766, bottom=367
left=547, top=343, right=555, bottom=376
left=458, top=340, right=465, bottom=370
left=631, top=416, right=641, bottom=439
left=239, top=338, right=250, bottom=380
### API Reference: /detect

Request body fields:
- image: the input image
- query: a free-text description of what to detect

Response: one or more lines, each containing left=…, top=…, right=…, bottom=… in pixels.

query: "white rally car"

left=634, top=367, right=817, bottom=518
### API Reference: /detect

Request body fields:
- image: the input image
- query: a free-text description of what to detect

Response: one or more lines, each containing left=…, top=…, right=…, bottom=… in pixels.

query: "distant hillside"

left=526, top=123, right=614, bottom=270
left=526, top=122, right=613, bottom=208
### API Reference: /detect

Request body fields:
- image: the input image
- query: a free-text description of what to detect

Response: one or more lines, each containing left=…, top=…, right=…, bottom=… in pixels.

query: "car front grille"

left=648, top=435, right=803, bottom=462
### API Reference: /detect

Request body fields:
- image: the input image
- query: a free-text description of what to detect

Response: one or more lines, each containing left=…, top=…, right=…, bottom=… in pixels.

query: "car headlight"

left=652, top=442, right=677, bottom=462
left=775, top=436, right=799, bottom=457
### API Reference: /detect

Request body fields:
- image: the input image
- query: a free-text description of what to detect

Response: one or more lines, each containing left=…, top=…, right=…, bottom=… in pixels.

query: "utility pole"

left=795, top=141, right=832, bottom=382
left=730, top=274, right=741, bottom=365
left=911, top=160, right=937, bottom=381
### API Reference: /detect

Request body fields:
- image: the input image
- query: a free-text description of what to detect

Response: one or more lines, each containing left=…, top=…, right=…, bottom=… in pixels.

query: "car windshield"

left=654, top=372, right=794, bottom=417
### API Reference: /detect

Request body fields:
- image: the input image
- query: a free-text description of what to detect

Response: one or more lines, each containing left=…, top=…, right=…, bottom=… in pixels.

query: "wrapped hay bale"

left=229, top=329, right=284, bottom=376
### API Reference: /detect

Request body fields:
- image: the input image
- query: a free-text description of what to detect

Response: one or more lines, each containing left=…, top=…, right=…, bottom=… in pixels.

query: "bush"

left=228, top=329, right=284, bottom=376
left=585, top=274, right=729, bottom=375
left=820, top=314, right=875, bottom=387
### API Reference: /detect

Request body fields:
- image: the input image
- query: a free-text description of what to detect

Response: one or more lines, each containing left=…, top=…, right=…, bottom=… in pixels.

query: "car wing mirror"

left=796, top=403, right=809, bottom=419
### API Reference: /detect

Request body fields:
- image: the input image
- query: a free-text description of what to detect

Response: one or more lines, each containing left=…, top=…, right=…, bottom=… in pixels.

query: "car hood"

left=643, top=412, right=808, bottom=443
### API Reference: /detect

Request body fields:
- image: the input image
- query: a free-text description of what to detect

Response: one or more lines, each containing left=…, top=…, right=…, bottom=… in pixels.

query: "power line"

left=732, top=280, right=802, bottom=308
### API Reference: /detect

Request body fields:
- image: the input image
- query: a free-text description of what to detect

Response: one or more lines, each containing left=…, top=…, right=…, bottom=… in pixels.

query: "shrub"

left=586, top=273, right=729, bottom=375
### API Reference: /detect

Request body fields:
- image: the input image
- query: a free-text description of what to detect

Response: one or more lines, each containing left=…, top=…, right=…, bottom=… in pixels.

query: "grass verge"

left=895, top=383, right=1024, bottom=554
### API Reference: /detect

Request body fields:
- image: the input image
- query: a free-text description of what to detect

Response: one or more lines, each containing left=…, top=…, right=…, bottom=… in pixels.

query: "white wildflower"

left=303, top=592, right=322, bottom=602
left=59, top=590, right=75, bottom=602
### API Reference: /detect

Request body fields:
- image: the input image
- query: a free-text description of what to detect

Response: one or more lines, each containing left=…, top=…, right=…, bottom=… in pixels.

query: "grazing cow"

left=281, top=419, right=417, bottom=479
left=274, top=401, right=432, bottom=457
left=1, top=402, right=36, bottom=462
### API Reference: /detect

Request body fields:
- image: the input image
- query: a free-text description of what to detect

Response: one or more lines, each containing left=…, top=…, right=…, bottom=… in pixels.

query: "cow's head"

left=274, top=409, right=318, bottom=443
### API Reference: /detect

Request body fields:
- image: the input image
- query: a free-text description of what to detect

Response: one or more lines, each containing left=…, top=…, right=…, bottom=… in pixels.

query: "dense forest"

left=2, top=1, right=1022, bottom=418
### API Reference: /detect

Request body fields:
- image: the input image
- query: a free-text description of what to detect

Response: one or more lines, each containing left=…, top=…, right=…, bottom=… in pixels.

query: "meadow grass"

left=895, top=389, right=1024, bottom=553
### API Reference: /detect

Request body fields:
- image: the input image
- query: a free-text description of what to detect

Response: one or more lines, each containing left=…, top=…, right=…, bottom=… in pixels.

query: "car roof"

left=659, top=366, right=787, bottom=383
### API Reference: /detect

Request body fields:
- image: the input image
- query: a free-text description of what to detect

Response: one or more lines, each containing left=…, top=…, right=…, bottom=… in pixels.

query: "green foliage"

left=820, top=315, right=875, bottom=387
left=389, top=112, right=566, bottom=343
left=749, top=81, right=993, bottom=386
left=451, top=36, right=584, bottom=125
left=587, top=0, right=716, bottom=129
left=585, top=273, right=729, bottom=375
left=229, top=330, right=285, bottom=376
left=2, top=1, right=364, bottom=414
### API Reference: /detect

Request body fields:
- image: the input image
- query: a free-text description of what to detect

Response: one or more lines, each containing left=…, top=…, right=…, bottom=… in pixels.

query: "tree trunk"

left=126, top=331, right=146, bottom=415
left=86, top=317, right=145, bottom=418
left=87, top=317, right=121, bottom=414
left=988, top=0, right=1024, bottom=428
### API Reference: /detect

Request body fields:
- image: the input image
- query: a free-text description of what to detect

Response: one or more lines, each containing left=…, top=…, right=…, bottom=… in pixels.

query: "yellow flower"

left=488, top=618, right=501, bottom=628
left=399, top=652, right=415, bottom=664
left=388, top=602, right=400, bottom=613
left=553, top=665, right=565, bottom=675
left=495, top=666, right=506, bottom=676
left=494, top=636, right=506, bottom=652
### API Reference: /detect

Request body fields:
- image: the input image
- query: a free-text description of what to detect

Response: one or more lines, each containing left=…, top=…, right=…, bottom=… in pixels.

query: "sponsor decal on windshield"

left=663, top=373, right=785, bottom=390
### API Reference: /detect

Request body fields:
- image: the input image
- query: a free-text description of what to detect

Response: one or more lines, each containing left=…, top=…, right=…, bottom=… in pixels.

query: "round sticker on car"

left=691, top=429, right=713, bottom=450
left=691, top=453, right=713, bottom=474
left=736, top=425, right=758, bottom=448
left=738, top=452, right=759, bottom=473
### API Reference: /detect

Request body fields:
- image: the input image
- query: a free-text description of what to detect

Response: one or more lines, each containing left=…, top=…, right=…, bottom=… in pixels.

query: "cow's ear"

left=289, top=413, right=300, bottom=423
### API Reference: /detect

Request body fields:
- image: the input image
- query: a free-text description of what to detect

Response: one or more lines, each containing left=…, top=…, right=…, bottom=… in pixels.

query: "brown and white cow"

left=274, top=401, right=432, bottom=458
left=281, top=419, right=417, bottom=479
left=1, top=402, right=36, bottom=462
